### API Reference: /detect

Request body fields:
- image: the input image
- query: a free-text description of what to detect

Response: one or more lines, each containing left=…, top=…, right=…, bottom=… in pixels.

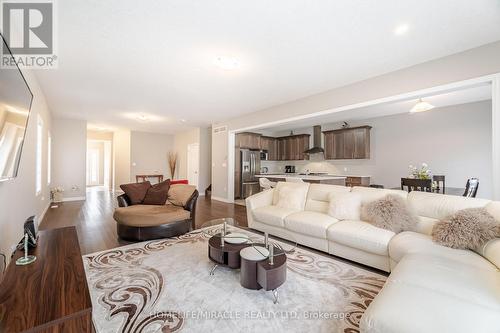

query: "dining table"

left=390, top=187, right=465, bottom=196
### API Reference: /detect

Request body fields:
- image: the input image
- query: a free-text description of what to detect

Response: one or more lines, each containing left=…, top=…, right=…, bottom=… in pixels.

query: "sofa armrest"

left=117, top=194, right=131, bottom=207
left=245, top=189, right=274, bottom=211
left=184, top=190, right=199, bottom=230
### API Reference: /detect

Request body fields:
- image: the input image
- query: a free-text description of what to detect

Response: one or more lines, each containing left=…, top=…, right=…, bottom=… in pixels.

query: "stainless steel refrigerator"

left=236, top=149, right=261, bottom=199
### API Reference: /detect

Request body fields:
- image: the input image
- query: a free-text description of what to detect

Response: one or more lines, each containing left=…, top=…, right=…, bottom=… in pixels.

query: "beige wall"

left=130, top=131, right=174, bottom=181
left=0, top=70, right=52, bottom=273
left=113, top=129, right=131, bottom=190
left=52, top=118, right=87, bottom=199
left=198, top=127, right=212, bottom=193
left=87, top=130, right=113, bottom=141
left=212, top=41, right=500, bottom=200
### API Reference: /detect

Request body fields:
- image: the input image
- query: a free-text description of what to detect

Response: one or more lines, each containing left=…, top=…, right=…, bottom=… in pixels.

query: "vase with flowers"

left=50, top=187, right=65, bottom=202
left=408, top=163, right=432, bottom=180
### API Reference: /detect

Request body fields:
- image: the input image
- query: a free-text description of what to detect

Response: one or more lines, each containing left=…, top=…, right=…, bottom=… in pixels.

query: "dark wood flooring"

left=40, top=189, right=247, bottom=255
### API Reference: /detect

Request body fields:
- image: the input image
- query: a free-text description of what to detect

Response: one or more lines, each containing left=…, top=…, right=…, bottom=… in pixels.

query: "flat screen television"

left=0, top=33, right=33, bottom=182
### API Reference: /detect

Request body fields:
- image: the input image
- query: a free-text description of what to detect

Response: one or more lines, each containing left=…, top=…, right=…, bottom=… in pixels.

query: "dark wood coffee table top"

left=0, top=226, right=92, bottom=333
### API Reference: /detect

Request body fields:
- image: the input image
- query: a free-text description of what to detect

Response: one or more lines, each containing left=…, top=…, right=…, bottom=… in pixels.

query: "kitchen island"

left=255, top=174, right=347, bottom=186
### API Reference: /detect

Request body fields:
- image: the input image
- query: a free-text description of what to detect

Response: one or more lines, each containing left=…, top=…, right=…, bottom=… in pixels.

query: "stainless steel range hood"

left=304, top=125, right=324, bottom=154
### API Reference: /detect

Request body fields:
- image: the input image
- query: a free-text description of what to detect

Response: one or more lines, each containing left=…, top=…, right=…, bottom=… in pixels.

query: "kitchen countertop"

left=255, top=174, right=347, bottom=181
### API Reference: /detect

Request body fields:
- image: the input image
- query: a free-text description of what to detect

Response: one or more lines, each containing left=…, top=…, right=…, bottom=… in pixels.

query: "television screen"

left=0, top=34, right=33, bottom=181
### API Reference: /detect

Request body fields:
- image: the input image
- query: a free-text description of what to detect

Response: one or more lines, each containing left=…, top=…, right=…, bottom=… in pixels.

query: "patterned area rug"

left=83, top=226, right=386, bottom=333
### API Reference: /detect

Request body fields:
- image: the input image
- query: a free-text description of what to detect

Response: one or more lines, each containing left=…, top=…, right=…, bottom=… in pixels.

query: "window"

left=36, top=115, right=43, bottom=195
left=47, top=133, right=51, bottom=184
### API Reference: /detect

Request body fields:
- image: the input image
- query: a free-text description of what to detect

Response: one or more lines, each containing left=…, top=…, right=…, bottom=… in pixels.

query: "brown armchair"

left=114, top=189, right=199, bottom=241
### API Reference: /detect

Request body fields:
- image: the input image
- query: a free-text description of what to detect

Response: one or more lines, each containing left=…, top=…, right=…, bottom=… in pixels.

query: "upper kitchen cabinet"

left=277, top=134, right=310, bottom=160
left=260, top=136, right=279, bottom=160
left=323, top=126, right=371, bottom=160
left=236, top=132, right=261, bottom=150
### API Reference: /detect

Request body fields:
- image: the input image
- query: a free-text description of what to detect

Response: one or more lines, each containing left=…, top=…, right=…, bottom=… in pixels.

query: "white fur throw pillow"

left=276, top=186, right=305, bottom=211
left=432, top=208, right=500, bottom=250
left=360, top=194, right=417, bottom=233
left=328, top=192, right=362, bottom=220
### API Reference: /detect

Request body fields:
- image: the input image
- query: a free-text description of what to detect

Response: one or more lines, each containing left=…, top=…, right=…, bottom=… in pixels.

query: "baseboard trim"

left=57, top=196, right=86, bottom=202
left=211, top=196, right=233, bottom=203
left=38, top=201, right=51, bottom=226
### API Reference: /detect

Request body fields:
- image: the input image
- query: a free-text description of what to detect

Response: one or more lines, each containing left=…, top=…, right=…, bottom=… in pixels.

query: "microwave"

left=260, top=151, right=268, bottom=160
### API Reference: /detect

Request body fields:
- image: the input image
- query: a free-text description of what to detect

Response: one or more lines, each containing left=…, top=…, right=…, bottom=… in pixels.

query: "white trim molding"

left=211, top=195, right=233, bottom=203
left=492, top=74, right=500, bottom=200
left=57, top=196, right=86, bottom=202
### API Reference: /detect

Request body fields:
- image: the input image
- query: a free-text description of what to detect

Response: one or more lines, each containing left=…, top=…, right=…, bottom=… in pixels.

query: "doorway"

left=86, top=139, right=112, bottom=189
left=187, top=142, right=199, bottom=189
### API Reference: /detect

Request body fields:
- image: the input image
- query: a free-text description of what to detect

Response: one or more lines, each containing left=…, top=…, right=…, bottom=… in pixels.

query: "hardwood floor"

left=40, top=188, right=248, bottom=255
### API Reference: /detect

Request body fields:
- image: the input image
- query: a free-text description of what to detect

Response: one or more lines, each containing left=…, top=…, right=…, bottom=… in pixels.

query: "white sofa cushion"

left=413, top=216, right=439, bottom=235
left=284, top=211, right=338, bottom=239
left=408, top=191, right=490, bottom=220
left=252, top=205, right=296, bottom=228
left=389, top=231, right=496, bottom=271
left=351, top=186, right=408, bottom=204
left=361, top=254, right=500, bottom=333
left=327, top=191, right=361, bottom=220
left=304, top=183, right=351, bottom=213
left=272, top=182, right=309, bottom=209
left=327, top=220, right=395, bottom=256
left=276, top=186, right=307, bottom=211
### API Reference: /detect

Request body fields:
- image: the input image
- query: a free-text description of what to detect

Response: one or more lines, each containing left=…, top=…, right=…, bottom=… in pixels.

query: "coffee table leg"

left=272, top=289, right=279, bottom=304
left=209, top=263, right=218, bottom=276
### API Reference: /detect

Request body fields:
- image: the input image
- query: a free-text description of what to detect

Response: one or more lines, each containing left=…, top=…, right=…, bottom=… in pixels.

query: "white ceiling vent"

left=213, top=126, right=228, bottom=134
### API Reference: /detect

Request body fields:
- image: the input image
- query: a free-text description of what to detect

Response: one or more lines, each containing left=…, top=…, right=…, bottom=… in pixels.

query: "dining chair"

left=259, top=177, right=277, bottom=190
left=286, top=177, right=304, bottom=183
left=401, top=178, right=432, bottom=193
left=463, top=178, right=479, bottom=198
left=432, top=175, right=446, bottom=194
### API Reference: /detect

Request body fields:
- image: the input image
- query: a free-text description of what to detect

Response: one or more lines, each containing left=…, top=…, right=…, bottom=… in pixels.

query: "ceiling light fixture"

left=180, top=119, right=187, bottom=123
left=213, top=56, right=240, bottom=70
left=410, top=99, right=435, bottom=113
left=394, top=24, right=409, bottom=36
left=137, top=114, right=149, bottom=122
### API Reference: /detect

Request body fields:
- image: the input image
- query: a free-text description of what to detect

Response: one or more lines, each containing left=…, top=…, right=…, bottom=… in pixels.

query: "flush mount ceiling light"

left=410, top=98, right=435, bottom=113
left=213, top=56, right=240, bottom=70
left=137, top=114, right=149, bottom=122
left=394, top=24, right=409, bottom=36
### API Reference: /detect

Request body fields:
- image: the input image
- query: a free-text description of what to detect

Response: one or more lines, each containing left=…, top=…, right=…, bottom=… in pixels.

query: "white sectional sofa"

left=245, top=182, right=500, bottom=333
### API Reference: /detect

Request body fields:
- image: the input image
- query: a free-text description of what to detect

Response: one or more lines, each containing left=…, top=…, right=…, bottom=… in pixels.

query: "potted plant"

left=408, top=163, right=432, bottom=180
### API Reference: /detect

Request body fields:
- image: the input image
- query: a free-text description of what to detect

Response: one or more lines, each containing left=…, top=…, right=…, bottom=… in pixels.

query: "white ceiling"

left=258, top=84, right=492, bottom=133
left=35, top=0, right=500, bottom=134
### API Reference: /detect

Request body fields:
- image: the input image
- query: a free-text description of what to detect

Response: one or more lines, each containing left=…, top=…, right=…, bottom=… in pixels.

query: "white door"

left=187, top=143, right=199, bottom=189
left=86, top=148, right=100, bottom=186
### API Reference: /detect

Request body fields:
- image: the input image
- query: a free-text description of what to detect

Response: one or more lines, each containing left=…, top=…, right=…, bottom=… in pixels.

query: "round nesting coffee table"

left=202, top=218, right=251, bottom=275
left=240, top=244, right=287, bottom=304
left=201, top=218, right=296, bottom=303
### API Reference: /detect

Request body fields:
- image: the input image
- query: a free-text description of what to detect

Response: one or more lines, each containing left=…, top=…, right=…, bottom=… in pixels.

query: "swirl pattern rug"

left=83, top=226, right=386, bottom=333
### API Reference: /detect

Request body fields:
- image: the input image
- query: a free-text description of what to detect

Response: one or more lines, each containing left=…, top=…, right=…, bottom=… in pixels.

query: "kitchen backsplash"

left=260, top=158, right=376, bottom=176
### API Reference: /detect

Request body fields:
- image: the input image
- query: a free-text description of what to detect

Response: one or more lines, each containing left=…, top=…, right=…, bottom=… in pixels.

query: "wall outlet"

left=343, top=167, right=348, bottom=172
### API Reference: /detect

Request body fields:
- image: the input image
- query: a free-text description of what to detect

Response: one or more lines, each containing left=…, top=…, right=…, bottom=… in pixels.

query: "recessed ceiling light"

left=180, top=119, right=187, bottom=123
left=213, top=56, right=240, bottom=70
left=394, top=24, right=409, bottom=36
left=410, top=99, right=435, bottom=113
left=137, top=114, right=149, bottom=122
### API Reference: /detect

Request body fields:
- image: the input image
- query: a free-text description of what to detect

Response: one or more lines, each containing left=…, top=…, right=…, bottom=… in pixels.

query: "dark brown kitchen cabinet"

left=236, top=132, right=261, bottom=149
left=323, top=126, right=371, bottom=160
left=260, top=136, right=279, bottom=160
left=277, top=134, right=310, bottom=160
